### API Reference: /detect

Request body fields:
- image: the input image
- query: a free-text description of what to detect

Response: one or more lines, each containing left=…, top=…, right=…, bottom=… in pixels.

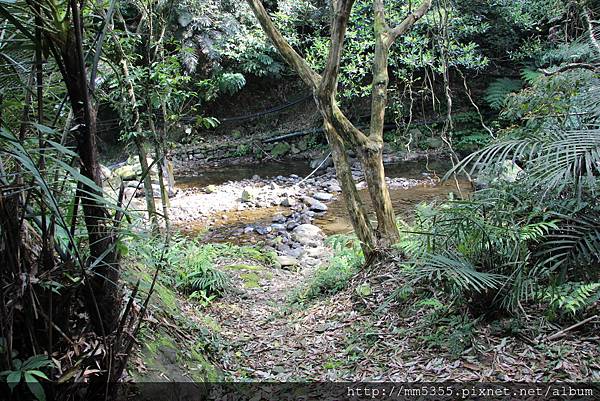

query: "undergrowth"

left=290, top=235, right=364, bottom=305
left=134, top=235, right=276, bottom=302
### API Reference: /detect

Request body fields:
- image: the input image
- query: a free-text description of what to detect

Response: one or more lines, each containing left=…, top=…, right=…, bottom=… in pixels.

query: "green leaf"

left=22, top=355, right=52, bottom=370
left=27, top=370, right=49, bottom=380
left=32, top=123, right=56, bottom=135
left=6, top=371, right=21, bottom=391
left=24, top=373, right=46, bottom=401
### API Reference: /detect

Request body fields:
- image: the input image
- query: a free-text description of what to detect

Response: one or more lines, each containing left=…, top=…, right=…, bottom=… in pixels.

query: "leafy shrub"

left=398, top=39, right=600, bottom=318
left=291, top=235, right=363, bottom=304
left=178, top=245, right=230, bottom=295
left=136, top=237, right=276, bottom=299
left=537, top=282, right=600, bottom=317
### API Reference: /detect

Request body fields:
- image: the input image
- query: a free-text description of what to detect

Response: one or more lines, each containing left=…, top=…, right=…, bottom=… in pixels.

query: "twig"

left=546, top=315, right=598, bottom=341
left=295, top=152, right=331, bottom=187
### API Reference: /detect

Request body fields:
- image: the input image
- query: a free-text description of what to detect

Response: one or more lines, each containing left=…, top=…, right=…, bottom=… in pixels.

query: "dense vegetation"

left=0, top=0, right=598, bottom=398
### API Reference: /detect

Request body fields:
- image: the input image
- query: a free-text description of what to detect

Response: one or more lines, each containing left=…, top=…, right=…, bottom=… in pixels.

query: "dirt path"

left=203, top=258, right=599, bottom=382
left=205, top=260, right=330, bottom=380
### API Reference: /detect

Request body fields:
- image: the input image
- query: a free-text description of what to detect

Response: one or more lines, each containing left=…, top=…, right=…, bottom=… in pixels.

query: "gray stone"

left=292, top=224, right=325, bottom=246
left=303, top=196, right=328, bottom=212
left=286, top=221, right=299, bottom=231
left=312, top=192, right=333, bottom=202
left=271, top=223, right=287, bottom=231
left=272, top=213, right=286, bottom=223
left=256, top=226, right=272, bottom=235
left=277, top=255, right=299, bottom=268
left=126, top=180, right=142, bottom=188
left=280, top=197, right=296, bottom=207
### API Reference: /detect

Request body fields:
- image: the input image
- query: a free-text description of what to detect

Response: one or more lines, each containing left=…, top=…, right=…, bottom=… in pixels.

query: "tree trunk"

left=59, top=11, right=120, bottom=334
left=111, top=27, right=159, bottom=233
left=323, top=120, right=376, bottom=254
left=149, top=118, right=170, bottom=235
left=247, top=0, right=431, bottom=258
left=134, top=136, right=159, bottom=232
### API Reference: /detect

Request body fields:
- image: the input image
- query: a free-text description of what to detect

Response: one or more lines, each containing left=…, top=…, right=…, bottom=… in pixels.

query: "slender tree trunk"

left=58, top=0, right=120, bottom=334
left=110, top=28, right=159, bottom=233
left=149, top=119, right=170, bottom=234
left=323, top=120, right=376, bottom=253
left=134, top=136, right=159, bottom=232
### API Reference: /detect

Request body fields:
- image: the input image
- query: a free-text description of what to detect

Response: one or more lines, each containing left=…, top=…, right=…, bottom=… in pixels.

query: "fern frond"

left=484, top=78, right=522, bottom=110
left=411, top=253, right=506, bottom=294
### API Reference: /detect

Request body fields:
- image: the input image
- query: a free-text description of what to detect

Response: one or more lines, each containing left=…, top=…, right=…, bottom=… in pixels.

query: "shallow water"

left=315, top=180, right=471, bottom=235
left=177, top=158, right=470, bottom=240
left=175, top=158, right=453, bottom=188
left=175, top=160, right=314, bottom=188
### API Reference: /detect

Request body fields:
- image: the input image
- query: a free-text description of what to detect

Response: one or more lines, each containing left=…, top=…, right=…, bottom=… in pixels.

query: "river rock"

left=205, top=184, right=217, bottom=193
left=126, top=180, right=142, bottom=188
left=241, top=187, right=254, bottom=202
left=276, top=255, right=299, bottom=269
left=272, top=213, right=286, bottom=223
left=280, top=197, right=296, bottom=207
left=271, top=223, right=286, bottom=231
left=498, top=160, right=524, bottom=183
left=286, top=221, right=299, bottom=231
left=292, top=224, right=325, bottom=247
left=256, top=226, right=272, bottom=235
left=114, top=164, right=137, bottom=181
left=100, top=164, right=112, bottom=181
left=303, top=196, right=328, bottom=212
left=310, top=154, right=333, bottom=169
left=312, top=192, right=333, bottom=202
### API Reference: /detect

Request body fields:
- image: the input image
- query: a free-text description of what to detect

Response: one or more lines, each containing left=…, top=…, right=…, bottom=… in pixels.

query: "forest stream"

left=166, top=161, right=479, bottom=380
left=173, top=158, right=469, bottom=242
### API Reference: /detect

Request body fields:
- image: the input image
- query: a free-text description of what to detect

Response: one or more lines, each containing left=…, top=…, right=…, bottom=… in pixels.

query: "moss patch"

left=223, top=264, right=263, bottom=271
left=240, top=272, right=261, bottom=288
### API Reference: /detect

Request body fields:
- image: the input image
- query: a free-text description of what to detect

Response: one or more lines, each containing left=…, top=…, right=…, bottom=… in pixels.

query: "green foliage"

left=291, top=235, right=363, bottom=304
left=178, top=245, right=230, bottom=295
left=0, top=355, right=53, bottom=401
left=485, top=78, right=523, bottom=110
left=401, top=35, right=600, bottom=317
left=538, top=282, right=600, bottom=317
left=136, top=237, right=276, bottom=300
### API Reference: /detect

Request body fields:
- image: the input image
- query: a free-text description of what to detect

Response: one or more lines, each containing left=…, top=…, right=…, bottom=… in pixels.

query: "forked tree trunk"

left=248, top=0, right=431, bottom=257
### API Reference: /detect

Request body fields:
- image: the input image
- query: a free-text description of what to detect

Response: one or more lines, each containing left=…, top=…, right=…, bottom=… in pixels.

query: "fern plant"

left=484, top=78, right=523, bottom=110
left=537, top=282, right=600, bottom=316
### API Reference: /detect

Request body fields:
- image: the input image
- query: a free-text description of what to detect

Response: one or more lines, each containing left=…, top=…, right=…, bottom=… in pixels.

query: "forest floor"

left=127, top=161, right=599, bottom=384
left=205, top=258, right=600, bottom=381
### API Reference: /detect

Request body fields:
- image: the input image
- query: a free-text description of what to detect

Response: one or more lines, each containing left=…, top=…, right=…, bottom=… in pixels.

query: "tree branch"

left=246, top=0, right=321, bottom=88
left=386, top=0, right=431, bottom=47
left=319, top=0, right=355, bottom=98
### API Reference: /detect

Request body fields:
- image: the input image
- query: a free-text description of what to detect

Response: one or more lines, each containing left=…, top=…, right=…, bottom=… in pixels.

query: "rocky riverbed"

left=165, top=166, right=437, bottom=268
